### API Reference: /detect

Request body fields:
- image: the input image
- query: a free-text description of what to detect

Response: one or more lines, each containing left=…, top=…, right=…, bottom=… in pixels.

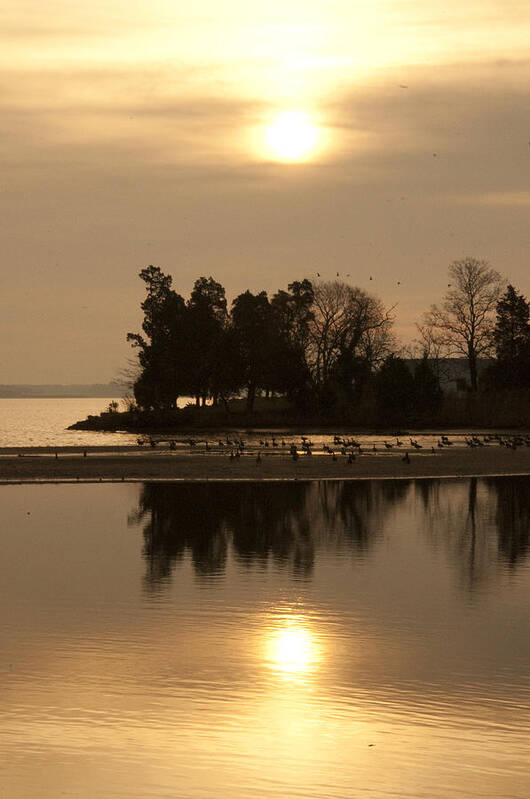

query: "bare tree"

left=306, top=281, right=394, bottom=386
left=117, top=356, right=142, bottom=411
left=413, top=322, right=452, bottom=385
left=423, top=258, right=504, bottom=391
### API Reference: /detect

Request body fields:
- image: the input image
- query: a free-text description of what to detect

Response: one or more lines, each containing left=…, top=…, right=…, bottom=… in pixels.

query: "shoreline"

left=2, top=472, right=530, bottom=486
left=1, top=446, right=530, bottom=483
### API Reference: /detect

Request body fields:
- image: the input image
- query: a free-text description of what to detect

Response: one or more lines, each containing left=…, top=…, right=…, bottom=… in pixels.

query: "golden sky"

left=1, top=0, right=529, bottom=381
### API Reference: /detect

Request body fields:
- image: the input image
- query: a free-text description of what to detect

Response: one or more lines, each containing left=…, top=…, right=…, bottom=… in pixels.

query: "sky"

left=1, top=0, right=529, bottom=383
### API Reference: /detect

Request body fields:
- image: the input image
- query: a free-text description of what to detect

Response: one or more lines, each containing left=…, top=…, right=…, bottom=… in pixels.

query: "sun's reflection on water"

left=264, top=614, right=322, bottom=679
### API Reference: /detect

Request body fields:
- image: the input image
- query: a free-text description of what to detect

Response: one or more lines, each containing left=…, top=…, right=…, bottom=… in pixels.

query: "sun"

left=265, top=111, right=319, bottom=162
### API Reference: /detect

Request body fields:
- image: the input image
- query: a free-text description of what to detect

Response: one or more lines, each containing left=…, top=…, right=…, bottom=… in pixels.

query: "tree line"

left=126, top=258, right=530, bottom=425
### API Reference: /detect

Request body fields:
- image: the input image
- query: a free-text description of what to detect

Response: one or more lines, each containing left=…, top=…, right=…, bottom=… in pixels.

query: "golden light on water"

left=265, top=616, right=321, bottom=676
left=264, top=111, right=319, bottom=162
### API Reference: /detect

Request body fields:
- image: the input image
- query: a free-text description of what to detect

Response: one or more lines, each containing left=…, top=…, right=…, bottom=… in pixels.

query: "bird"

left=369, top=276, right=373, bottom=280
left=317, top=272, right=321, bottom=277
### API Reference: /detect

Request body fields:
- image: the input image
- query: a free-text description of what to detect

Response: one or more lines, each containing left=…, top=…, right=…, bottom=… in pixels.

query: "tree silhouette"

left=186, top=277, right=229, bottom=405
left=306, top=281, right=394, bottom=412
left=375, top=355, right=415, bottom=424
left=489, top=285, right=530, bottom=389
left=231, top=290, right=275, bottom=413
left=413, top=355, right=443, bottom=418
left=127, top=266, right=187, bottom=409
left=423, top=258, right=504, bottom=391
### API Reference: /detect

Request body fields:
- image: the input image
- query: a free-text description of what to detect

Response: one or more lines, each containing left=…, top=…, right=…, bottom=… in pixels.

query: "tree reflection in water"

left=129, top=477, right=530, bottom=592
left=486, top=476, right=530, bottom=568
left=316, top=479, right=410, bottom=551
left=415, top=476, right=530, bottom=591
left=129, top=480, right=411, bottom=590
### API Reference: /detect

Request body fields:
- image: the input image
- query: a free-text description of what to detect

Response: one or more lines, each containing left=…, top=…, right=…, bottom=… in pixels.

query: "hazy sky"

left=2, top=0, right=529, bottom=383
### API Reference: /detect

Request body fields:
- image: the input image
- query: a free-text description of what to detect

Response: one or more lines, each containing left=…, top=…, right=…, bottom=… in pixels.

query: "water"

left=0, top=397, right=508, bottom=451
left=0, top=397, right=198, bottom=448
left=0, top=397, right=139, bottom=448
left=1, top=477, right=529, bottom=798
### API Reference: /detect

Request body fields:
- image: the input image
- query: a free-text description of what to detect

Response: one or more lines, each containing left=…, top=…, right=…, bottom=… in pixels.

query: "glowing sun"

left=265, top=111, right=318, bottom=162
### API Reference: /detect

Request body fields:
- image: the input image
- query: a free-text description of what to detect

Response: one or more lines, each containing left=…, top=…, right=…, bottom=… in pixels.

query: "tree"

left=413, top=323, right=452, bottom=386
left=423, top=258, right=504, bottom=391
left=186, top=277, right=228, bottom=405
left=269, top=280, right=314, bottom=406
left=490, top=285, right=530, bottom=388
left=127, top=266, right=188, bottom=410
left=374, top=355, right=415, bottom=424
left=305, top=281, right=394, bottom=410
left=230, top=290, right=274, bottom=413
left=413, top=355, right=443, bottom=418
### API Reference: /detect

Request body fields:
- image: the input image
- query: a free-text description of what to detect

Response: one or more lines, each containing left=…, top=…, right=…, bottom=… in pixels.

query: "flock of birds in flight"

left=317, top=271, right=457, bottom=289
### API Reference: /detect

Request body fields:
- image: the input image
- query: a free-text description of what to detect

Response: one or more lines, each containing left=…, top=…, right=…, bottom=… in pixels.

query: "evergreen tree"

left=491, top=285, right=530, bottom=388
left=231, top=290, right=274, bottom=413
left=186, top=277, right=228, bottom=405
left=127, top=266, right=187, bottom=410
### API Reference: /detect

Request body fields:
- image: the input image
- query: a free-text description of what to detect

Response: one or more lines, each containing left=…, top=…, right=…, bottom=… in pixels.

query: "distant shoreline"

left=0, top=385, right=126, bottom=399
left=1, top=446, right=530, bottom=483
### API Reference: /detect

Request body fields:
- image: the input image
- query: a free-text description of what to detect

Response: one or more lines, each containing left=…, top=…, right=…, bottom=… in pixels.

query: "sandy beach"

left=1, top=444, right=530, bottom=482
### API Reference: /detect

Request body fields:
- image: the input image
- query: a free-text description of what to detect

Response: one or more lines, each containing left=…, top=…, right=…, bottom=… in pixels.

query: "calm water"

left=0, top=398, right=139, bottom=447
left=0, top=397, right=198, bottom=448
left=0, top=397, right=502, bottom=451
left=1, top=477, right=529, bottom=798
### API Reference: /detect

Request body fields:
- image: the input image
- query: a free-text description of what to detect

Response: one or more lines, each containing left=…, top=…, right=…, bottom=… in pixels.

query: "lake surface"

left=0, top=398, right=138, bottom=447
left=0, top=396, right=198, bottom=448
left=1, top=477, right=529, bottom=798
left=0, top=397, right=507, bottom=452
